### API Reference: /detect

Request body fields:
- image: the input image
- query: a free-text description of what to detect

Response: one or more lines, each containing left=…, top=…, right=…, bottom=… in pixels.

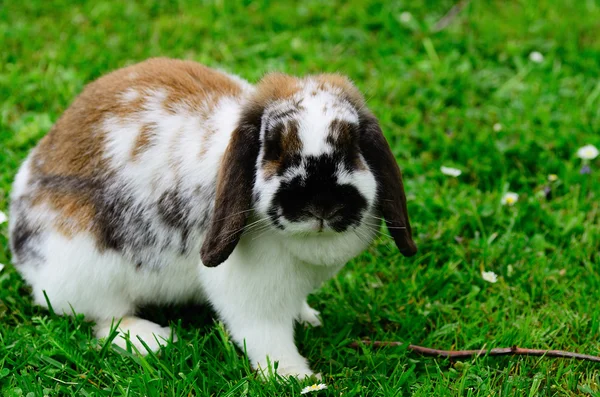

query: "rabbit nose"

left=308, top=206, right=342, bottom=220
left=308, top=207, right=325, bottom=220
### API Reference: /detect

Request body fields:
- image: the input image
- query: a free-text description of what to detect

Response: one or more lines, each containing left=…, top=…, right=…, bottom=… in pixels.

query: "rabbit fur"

left=9, top=58, right=416, bottom=379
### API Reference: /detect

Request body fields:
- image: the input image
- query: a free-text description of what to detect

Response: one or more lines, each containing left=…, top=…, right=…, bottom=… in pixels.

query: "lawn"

left=1, top=0, right=600, bottom=395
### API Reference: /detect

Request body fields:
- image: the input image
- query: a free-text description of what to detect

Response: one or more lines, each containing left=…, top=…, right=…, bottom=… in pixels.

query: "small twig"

left=350, top=340, right=600, bottom=363
left=432, top=0, right=470, bottom=33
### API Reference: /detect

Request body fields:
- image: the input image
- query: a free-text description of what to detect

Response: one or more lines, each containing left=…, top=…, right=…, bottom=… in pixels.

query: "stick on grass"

left=350, top=341, right=600, bottom=363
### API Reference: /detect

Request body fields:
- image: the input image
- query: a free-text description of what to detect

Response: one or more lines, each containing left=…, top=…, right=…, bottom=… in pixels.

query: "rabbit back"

left=10, top=58, right=253, bottom=271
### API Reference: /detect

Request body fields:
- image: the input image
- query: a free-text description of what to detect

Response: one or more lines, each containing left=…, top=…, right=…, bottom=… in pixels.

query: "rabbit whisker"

left=246, top=222, right=273, bottom=236
left=357, top=227, right=396, bottom=254
left=214, top=208, right=256, bottom=223
left=364, top=222, right=407, bottom=230
left=363, top=215, right=407, bottom=229
left=352, top=229, right=371, bottom=245
left=364, top=214, right=387, bottom=222
left=221, top=217, right=269, bottom=242
left=252, top=227, right=274, bottom=241
left=362, top=221, right=384, bottom=228
left=363, top=225, right=394, bottom=240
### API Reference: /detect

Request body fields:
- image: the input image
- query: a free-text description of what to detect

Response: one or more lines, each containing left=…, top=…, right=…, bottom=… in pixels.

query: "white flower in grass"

left=399, top=11, right=412, bottom=23
left=529, top=51, right=544, bottom=63
left=577, top=144, right=599, bottom=160
left=0, top=211, right=7, bottom=225
left=301, top=384, right=328, bottom=394
left=547, top=174, right=558, bottom=182
left=493, top=123, right=502, bottom=132
left=0, top=263, right=4, bottom=272
left=501, top=192, right=519, bottom=206
left=481, top=270, right=498, bottom=283
left=440, top=166, right=462, bottom=177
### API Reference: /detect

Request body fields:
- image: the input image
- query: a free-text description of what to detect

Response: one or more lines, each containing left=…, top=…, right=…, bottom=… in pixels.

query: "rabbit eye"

left=263, top=123, right=284, bottom=162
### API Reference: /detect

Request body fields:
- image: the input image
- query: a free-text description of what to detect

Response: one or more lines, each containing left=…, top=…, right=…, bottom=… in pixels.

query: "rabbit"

left=9, top=57, right=417, bottom=379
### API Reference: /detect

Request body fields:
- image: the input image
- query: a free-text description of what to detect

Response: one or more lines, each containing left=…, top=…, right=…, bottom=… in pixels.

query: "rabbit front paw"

left=257, top=360, right=321, bottom=380
left=95, top=317, right=177, bottom=355
left=299, top=301, right=322, bottom=327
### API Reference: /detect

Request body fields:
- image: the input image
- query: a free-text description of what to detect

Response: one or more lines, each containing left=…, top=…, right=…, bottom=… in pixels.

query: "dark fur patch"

left=262, top=119, right=302, bottom=179
left=263, top=123, right=285, bottom=163
left=328, top=119, right=356, bottom=148
left=267, top=206, right=285, bottom=230
left=93, top=183, right=216, bottom=266
left=158, top=189, right=190, bottom=230
left=282, top=120, right=302, bottom=153
left=271, top=154, right=367, bottom=232
left=157, top=188, right=212, bottom=255
left=270, top=107, right=300, bottom=124
left=10, top=217, right=43, bottom=266
left=37, top=174, right=99, bottom=193
left=32, top=172, right=215, bottom=268
left=95, top=190, right=157, bottom=253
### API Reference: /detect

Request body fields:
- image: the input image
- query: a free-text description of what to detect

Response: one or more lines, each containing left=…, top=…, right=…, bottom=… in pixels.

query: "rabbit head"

left=200, top=73, right=417, bottom=267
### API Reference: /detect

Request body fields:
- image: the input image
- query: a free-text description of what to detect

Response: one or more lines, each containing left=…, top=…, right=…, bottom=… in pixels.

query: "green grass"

left=1, top=0, right=600, bottom=395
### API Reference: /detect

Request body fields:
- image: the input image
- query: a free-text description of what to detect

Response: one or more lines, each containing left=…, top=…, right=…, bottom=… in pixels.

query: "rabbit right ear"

left=200, top=105, right=262, bottom=267
left=358, top=111, right=417, bottom=257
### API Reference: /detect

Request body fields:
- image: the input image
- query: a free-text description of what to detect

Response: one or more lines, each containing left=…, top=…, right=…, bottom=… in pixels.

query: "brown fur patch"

left=32, top=188, right=97, bottom=237
left=158, top=61, right=242, bottom=114
left=33, top=121, right=107, bottom=178
left=355, top=156, right=368, bottom=171
left=314, top=74, right=365, bottom=109
left=252, top=73, right=300, bottom=108
left=329, top=119, right=354, bottom=146
left=198, top=126, right=217, bottom=159
left=131, top=123, right=155, bottom=160
left=262, top=161, right=280, bottom=179
left=329, top=119, right=367, bottom=170
left=197, top=100, right=222, bottom=159
left=281, top=119, right=301, bottom=153
left=168, top=127, right=185, bottom=172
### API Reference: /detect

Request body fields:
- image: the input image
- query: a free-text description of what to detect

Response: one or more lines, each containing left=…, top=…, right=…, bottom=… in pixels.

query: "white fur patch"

left=337, top=158, right=377, bottom=205
left=10, top=152, right=33, bottom=200
left=17, top=230, right=206, bottom=320
left=120, top=88, right=140, bottom=103
left=296, top=88, right=358, bottom=157
left=102, top=115, right=142, bottom=167
left=142, top=87, right=168, bottom=111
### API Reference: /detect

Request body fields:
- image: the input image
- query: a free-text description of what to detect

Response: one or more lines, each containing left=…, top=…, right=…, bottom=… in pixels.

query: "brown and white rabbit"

left=9, top=58, right=417, bottom=379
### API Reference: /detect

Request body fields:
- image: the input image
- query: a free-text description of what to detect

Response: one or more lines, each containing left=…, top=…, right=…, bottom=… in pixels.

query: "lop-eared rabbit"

left=9, top=58, right=416, bottom=379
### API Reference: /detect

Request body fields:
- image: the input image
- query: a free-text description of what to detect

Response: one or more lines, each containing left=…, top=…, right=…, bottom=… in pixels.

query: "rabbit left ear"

left=200, top=107, right=262, bottom=267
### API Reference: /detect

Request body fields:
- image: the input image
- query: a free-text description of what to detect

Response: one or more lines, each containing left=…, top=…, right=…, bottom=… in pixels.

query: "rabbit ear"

left=200, top=107, right=261, bottom=267
left=359, top=112, right=417, bottom=257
